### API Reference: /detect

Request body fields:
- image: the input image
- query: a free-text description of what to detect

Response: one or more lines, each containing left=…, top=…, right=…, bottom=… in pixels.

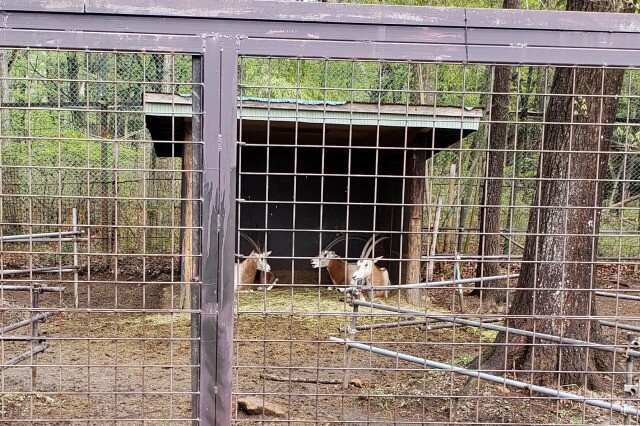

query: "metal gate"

left=0, top=2, right=639, bottom=425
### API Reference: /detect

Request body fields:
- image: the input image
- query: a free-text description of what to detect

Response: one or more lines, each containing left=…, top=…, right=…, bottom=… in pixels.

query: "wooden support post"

left=406, top=147, right=427, bottom=307
left=180, top=121, right=194, bottom=309
left=426, top=197, right=442, bottom=281
left=443, top=163, right=457, bottom=255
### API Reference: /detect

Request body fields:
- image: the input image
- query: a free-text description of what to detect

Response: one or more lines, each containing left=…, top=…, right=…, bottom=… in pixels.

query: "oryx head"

left=350, top=256, right=383, bottom=285
left=248, top=250, right=272, bottom=272
left=310, top=250, right=340, bottom=269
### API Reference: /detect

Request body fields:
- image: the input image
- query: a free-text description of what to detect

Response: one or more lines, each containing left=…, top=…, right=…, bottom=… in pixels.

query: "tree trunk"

left=472, top=0, right=630, bottom=390
left=472, top=64, right=512, bottom=303
left=471, top=0, right=519, bottom=304
left=475, top=63, right=625, bottom=390
left=405, top=148, right=427, bottom=307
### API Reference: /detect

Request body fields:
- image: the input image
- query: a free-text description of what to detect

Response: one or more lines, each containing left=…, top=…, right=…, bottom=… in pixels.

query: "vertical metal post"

left=199, top=35, right=238, bottom=426
left=342, top=292, right=361, bottom=389
left=190, top=53, right=204, bottom=426
left=625, top=355, right=633, bottom=425
left=216, top=36, right=239, bottom=426
left=30, top=282, right=40, bottom=386
left=624, top=336, right=639, bottom=425
left=72, top=208, right=79, bottom=308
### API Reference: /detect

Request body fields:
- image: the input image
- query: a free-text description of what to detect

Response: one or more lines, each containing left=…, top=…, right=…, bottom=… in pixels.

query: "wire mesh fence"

left=0, top=49, right=201, bottom=423
left=233, top=57, right=640, bottom=425
left=1, top=26, right=640, bottom=426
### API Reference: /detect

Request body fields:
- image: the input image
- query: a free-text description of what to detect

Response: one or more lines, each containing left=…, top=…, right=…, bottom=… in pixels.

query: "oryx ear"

left=373, top=256, right=383, bottom=263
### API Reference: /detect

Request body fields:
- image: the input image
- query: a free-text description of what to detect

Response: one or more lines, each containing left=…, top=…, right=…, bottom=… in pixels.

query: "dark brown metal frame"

left=1, top=1, right=640, bottom=424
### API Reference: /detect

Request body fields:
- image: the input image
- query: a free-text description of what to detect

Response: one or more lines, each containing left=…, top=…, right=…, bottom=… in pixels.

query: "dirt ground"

left=0, top=263, right=639, bottom=425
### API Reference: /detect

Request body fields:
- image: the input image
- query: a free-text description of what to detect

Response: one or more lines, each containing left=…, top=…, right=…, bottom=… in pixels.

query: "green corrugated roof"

left=238, top=107, right=479, bottom=130
left=143, top=93, right=482, bottom=131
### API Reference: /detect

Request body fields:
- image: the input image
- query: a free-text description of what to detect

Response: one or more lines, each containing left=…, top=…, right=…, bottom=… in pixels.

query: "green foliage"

left=240, top=58, right=486, bottom=107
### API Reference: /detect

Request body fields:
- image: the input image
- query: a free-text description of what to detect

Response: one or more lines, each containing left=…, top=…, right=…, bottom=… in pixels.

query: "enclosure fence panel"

left=0, top=49, right=203, bottom=423
left=0, top=2, right=640, bottom=426
left=233, top=57, right=640, bottom=425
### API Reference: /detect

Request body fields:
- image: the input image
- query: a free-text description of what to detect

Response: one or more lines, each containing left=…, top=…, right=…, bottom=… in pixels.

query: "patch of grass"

left=453, top=355, right=475, bottom=366
left=235, top=286, right=351, bottom=315
left=114, top=313, right=190, bottom=339
left=359, top=384, right=421, bottom=411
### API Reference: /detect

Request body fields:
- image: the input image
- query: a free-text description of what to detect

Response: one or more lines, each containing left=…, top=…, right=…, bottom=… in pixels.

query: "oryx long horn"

left=360, top=235, right=375, bottom=259
left=363, top=235, right=390, bottom=259
left=325, top=235, right=369, bottom=254
left=240, top=233, right=261, bottom=253
left=324, top=235, right=346, bottom=251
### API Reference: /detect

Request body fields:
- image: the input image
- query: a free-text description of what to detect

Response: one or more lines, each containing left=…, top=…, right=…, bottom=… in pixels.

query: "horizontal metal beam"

left=0, top=285, right=66, bottom=292
left=596, top=291, right=640, bottom=302
left=359, top=273, right=519, bottom=291
left=5, top=0, right=637, bottom=35
left=1, top=231, right=82, bottom=242
left=0, top=28, right=203, bottom=53
left=85, top=0, right=467, bottom=27
left=239, top=38, right=468, bottom=62
left=0, top=5, right=638, bottom=66
left=5, top=12, right=468, bottom=46
left=0, top=266, right=78, bottom=277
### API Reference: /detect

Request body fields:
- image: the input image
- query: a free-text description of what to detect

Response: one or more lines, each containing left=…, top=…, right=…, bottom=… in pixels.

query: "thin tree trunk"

left=472, top=0, right=519, bottom=304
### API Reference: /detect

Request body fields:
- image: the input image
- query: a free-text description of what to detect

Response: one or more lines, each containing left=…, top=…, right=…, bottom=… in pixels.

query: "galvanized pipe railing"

left=0, top=230, right=83, bottom=242
left=352, top=299, right=640, bottom=359
left=2, top=312, right=54, bottom=334
left=358, top=273, right=520, bottom=291
left=329, top=337, right=640, bottom=418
